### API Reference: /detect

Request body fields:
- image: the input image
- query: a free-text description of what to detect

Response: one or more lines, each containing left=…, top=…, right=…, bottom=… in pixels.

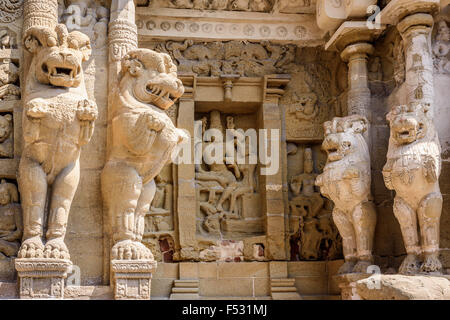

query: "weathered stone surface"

left=356, top=275, right=450, bottom=300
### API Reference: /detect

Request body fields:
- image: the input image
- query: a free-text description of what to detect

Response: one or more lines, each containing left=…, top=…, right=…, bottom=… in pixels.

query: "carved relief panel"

left=280, top=62, right=335, bottom=141
left=195, top=110, right=262, bottom=241
left=287, top=143, right=342, bottom=261
left=149, top=40, right=296, bottom=77
left=142, top=164, right=176, bottom=262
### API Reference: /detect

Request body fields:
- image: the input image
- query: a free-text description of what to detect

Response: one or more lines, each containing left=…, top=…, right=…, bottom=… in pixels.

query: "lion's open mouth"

left=145, top=83, right=175, bottom=101
left=145, top=83, right=179, bottom=109
left=42, top=63, right=79, bottom=79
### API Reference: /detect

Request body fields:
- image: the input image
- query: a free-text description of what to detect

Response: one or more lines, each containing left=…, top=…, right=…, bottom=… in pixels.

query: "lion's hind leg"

left=418, top=192, right=443, bottom=274
left=102, top=162, right=142, bottom=260
left=332, top=208, right=357, bottom=274
left=394, top=197, right=421, bottom=275
left=44, top=159, right=81, bottom=260
left=352, top=201, right=376, bottom=273
left=17, top=157, right=47, bottom=258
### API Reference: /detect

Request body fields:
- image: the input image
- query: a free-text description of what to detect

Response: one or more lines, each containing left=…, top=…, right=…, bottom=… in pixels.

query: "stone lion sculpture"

left=315, top=115, right=376, bottom=274
left=383, top=104, right=442, bottom=274
left=17, top=24, right=97, bottom=260
left=101, top=48, right=186, bottom=260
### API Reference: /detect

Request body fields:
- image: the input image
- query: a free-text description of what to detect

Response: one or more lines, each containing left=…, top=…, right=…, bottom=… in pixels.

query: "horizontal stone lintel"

left=136, top=8, right=325, bottom=43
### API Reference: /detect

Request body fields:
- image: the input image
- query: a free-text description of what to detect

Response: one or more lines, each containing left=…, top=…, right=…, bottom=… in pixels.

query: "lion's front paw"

left=420, top=253, right=442, bottom=274
left=26, top=99, right=48, bottom=119
left=141, top=113, right=165, bottom=132
left=111, top=240, right=154, bottom=260
left=398, top=254, right=421, bottom=275
left=352, top=259, right=373, bottom=274
left=18, top=236, right=44, bottom=258
left=337, top=260, right=356, bottom=275
left=77, top=99, right=98, bottom=121
left=43, top=238, right=70, bottom=260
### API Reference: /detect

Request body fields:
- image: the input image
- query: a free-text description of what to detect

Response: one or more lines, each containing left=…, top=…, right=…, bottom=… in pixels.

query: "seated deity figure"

left=289, top=148, right=324, bottom=218
left=196, top=110, right=238, bottom=211
left=0, top=180, right=22, bottom=258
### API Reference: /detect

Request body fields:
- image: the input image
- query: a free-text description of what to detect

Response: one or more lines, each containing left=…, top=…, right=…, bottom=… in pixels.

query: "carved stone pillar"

left=325, top=21, right=384, bottom=128
left=340, top=42, right=374, bottom=119
left=380, top=0, right=443, bottom=275
left=17, top=0, right=97, bottom=299
left=397, top=13, right=434, bottom=108
left=103, top=0, right=137, bottom=285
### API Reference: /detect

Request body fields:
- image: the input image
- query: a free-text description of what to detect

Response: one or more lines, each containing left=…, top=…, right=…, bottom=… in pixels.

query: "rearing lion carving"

left=383, top=104, right=442, bottom=274
left=18, top=24, right=97, bottom=260
left=315, top=115, right=376, bottom=274
left=101, top=49, right=186, bottom=260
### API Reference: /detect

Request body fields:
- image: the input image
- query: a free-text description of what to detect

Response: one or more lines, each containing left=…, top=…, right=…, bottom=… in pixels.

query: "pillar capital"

left=397, top=13, right=434, bottom=38
left=325, top=21, right=384, bottom=53
left=380, top=0, right=439, bottom=26
left=340, top=42, right=374, bottom=63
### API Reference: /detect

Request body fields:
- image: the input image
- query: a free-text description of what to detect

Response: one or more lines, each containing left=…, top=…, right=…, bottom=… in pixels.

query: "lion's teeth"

left=160, top=90, right=166, bottom=97
left=164, top=92, right=170, bottom=99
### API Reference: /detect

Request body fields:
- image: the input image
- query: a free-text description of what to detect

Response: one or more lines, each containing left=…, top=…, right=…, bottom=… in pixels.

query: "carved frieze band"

left=136, top=9, right=324, bottom=42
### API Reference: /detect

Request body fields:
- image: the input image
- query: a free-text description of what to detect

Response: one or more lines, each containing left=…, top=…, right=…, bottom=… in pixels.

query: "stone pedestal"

left=333, top=273, right=372, bottom=300
left=15, top=258, right=72, bottom=299
left=111, top=259, right=157, bottom=300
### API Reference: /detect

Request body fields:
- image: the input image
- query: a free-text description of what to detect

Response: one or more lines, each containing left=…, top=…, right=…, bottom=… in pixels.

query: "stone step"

left=171, top=287, right=199, bottom=293
left=173, top=280, right=199, bottom=288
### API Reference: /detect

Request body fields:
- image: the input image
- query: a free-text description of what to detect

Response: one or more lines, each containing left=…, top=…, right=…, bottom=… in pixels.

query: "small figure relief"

left=0, top=180, right=22, bottom=258
left=0, top=28, right=18, bottom=49
left=61, top=0, right=109, bottom=48
left=315, top=115, right=377, bottom=274
left=0, top=113, right=13, bottom=158
left=288, top=145, right=342, bottom=261
left=383, top=104, right=443, bottom=275
left=19, top=23, right=97, bottom=260
left=101, top=48, right=186, bottom=261
left=195, top=110, right=261, bottom=240
left=285, top=92, right=327, bottom=140
left=153, top=40, right=294, bottom=77
left=0, top=59, right=20, bottom=101
left=368, top=56, right=385, bottom=96
left=433, top=20, right=450, bottom=74
left=392, top=34, right=406, bottom=86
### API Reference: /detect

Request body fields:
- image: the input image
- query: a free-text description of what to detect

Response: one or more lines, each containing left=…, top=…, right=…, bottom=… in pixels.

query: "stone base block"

left=15, top=258, right=72, bottom=299
left=356, top=274, right=450, bottom=300
left=333, top=273, right=372, bottom=300
left=111, top=259, right=157, bottom=300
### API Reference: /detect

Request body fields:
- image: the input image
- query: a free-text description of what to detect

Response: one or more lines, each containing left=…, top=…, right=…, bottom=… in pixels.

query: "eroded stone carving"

left=101, top=48, right=186, bottom=261
left=0, top=0, right=23, bottom=23
left=383, top=104, right=442, bottom=274
left=18, top=23, right=97, bottom=260
left=152, top=40, right=296, bottom=77
left=0, top=59, right=19, bottom=101
left=315, top=115, right=376, bottom=274
left=152, top=0, right=274, bottom=11
left=433, top=20, right=450, bottom=74
left=0, top=179, right=22, bottom=258
left=288, top=145, right=342, bottom=261
left=0, top=113, right=13, bottom=158
left=0, top=28, right=18, bottom=49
